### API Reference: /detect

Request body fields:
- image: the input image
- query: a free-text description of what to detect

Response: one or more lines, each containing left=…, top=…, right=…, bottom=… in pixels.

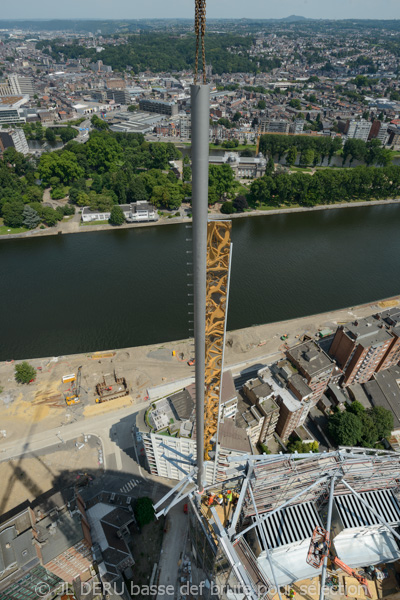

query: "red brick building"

left=329, top=317, right=394, bottom=386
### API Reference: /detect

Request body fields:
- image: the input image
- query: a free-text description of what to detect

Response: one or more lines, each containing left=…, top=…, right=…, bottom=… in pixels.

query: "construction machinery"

left=65, top=366, right=82, bottom=405
left=95, top=370, right=128, bottom=403
left=306, top=526, right=372, bottom=598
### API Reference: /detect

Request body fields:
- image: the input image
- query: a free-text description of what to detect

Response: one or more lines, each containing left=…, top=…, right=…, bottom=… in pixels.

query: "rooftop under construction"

left=156, top=448, right=400, bottom=600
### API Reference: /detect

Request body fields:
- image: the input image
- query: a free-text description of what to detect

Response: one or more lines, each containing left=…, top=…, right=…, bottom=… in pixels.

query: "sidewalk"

left=156, top=502, right=189, bottom=600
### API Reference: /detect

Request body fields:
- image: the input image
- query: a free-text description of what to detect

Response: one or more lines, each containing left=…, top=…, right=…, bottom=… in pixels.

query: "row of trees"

left=328, top=402, right=393, bottom=447
left=260, top=133, right=393, bottom=168
left=249, top=165, right=400, bottom=207
left=260, top=134, right=343, bottom=164
left=342, top=138, right=392, bottom=167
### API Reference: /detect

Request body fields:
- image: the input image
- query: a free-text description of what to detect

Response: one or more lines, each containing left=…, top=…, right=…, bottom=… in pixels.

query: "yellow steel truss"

left=204, top=220, right=232, bottom=460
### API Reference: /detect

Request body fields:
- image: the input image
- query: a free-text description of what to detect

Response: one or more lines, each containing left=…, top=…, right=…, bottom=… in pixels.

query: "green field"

left=209, top=143, right=256, bottom=152
left=0, top=219, right=28, bottom=235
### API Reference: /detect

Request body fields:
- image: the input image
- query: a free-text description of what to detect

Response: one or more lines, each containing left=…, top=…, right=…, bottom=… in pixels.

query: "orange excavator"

left=306, top=526, right=372, bottom=598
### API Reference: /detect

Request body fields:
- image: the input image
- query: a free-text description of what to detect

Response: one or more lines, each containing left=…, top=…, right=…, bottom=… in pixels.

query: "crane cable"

left=194, top=0, right=207, bottom=85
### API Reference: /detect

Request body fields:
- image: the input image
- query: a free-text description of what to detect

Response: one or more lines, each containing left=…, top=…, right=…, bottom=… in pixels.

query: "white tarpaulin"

left=333, top=530, right=400, bottom=568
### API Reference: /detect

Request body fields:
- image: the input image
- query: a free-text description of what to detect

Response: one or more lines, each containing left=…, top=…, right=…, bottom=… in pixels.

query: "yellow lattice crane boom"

left=204, top=220, right=232, bottom=459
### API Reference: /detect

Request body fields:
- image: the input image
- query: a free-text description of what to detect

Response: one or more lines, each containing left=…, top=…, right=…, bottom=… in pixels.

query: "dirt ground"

left=0, top=437, right=103, bottom=514
left=0, top=295, right=398, bottom=446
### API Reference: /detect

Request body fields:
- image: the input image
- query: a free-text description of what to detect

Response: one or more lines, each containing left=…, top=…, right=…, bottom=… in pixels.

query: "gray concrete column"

left=190, top=83, right=210, bottom=491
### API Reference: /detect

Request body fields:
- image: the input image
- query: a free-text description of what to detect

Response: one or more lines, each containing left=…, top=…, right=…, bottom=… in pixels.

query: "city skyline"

left=1, top=0, right=400, bottom=21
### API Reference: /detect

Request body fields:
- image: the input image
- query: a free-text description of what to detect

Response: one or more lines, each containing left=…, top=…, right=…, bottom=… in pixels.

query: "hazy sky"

left=2, top=0, right=400, bottom=21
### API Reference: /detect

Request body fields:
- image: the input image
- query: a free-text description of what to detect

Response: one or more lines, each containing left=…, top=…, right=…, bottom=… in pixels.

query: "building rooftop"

left=169, top=388, right=194, bottom=421
left=363, top=366, right=400, bottom=429
left=243, top=378, right=274, bottom=400
left=221, top=371, right=237, bottom=405
left=345, top=317, right=393, bottom=346
left=34, top=510, right=84, bottom=565
left=140, top=98, right=176, bottom=107
left=218, top=419, right=252, bottom=453
left=289, top=373, right=313, bottom=399
left=286, top=340, right=333, bottom=377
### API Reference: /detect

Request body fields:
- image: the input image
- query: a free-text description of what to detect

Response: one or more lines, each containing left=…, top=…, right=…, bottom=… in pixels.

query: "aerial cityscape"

left=2, top=3, right=400, bottom=600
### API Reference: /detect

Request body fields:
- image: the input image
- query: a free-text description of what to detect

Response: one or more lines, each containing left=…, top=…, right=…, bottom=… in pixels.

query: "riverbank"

left=2, top=196, right=400, bottom=241
left=0, top=293, right=398, bottom=445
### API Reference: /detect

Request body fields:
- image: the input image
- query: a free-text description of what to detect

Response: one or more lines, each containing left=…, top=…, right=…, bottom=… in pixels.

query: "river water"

left=1, top=203, right=400, bottom=360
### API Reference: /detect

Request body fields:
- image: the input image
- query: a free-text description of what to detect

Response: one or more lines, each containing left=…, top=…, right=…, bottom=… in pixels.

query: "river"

left=1, top=203, right=400, bottom=360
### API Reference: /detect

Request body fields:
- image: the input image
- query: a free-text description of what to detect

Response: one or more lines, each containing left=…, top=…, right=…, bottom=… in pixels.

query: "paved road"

left=0, top=401, right=147, bottom=464
left=75, top=118, right=92, bottom=143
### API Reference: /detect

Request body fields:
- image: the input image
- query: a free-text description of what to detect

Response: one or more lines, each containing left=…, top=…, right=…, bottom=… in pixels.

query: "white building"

left=0, top=96, right=28, bottom=126
left=0, top=74, right=35, bottom=98
left=125, top=201, right=158, bottom=223
left=209, top=152, right=267, bottom=179
left=0, top=128, right=29, bottom=155
left=346, top=119, right=372, bottom=142
left=81, top=201, right=158, bottom=223
left=179, top=115, right=191, bottom=139
left=139, top=372, right=245, bottom=484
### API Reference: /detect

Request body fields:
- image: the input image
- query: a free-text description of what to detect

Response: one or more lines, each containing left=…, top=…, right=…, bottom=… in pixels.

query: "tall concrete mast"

left=191, top=0, right=209, bottom=492
left=191, top=82, right=210, bottom=492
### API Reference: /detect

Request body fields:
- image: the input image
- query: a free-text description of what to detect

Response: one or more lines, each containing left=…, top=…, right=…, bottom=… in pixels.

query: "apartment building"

left=139, top=98, right=178, bottom=116
left=369, top=119, right=389, bottom=145
left=290, top=119, right=305, bottom=134
left=242, top=378, right=280, bottom=443
left=285, top=340, right=334, bottom=404
left=260, top=118, right=290, bottom=134
left=179, top=114, right=191, bottom=138
left=260, top=363, right=313, bottom=440
left=329, top=317, right=394, bottom=386
left=139, top=372, right=240, bottom=483
left=345, top=119, right=372, bottom=142
left=214, top=419, right=252, bottom=482
left=0, top=128, right=29, bottom=155
left=376, top=308, right=400, bottom=371
left=0, top=74, right=35, bottom=98
left=106, top=89, right=131, bottom=104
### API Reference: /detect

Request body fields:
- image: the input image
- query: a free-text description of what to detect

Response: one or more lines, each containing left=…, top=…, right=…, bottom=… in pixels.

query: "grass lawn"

left=0, top=219, right=28, bottom=235
left=290, top=166, right=312, bottom=172
left=210, top=143, right=256, bottom=151
left=79, top=220, right=109, bottom=226
left=314, top=164, right=342, bottom=169
left=235, top=183, right=250, bottom=195
left=255, top=203, right=302, bottom=211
